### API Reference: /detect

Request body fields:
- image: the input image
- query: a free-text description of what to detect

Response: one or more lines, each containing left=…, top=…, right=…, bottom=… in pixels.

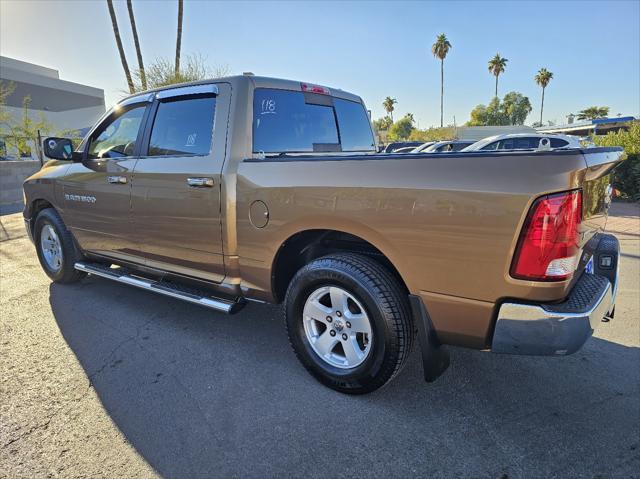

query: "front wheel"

left=284, top=253, right=414, bottom=394
left=34, top=208, right=85, bottom=283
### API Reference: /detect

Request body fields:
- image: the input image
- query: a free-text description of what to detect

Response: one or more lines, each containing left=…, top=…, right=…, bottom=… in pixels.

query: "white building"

left=0, top=56, right=105, bottom=159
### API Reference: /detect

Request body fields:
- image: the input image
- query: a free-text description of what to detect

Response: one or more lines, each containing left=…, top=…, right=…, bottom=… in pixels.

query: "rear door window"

left=253, top=88, right=375, bottom=154
left=147, top=96, right=216, bottom=157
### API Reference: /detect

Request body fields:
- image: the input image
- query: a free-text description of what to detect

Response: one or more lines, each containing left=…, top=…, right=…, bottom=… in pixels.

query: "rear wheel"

left=285, top=253, right=414, bottom=394
left=34, top=208, right=85, bottom=283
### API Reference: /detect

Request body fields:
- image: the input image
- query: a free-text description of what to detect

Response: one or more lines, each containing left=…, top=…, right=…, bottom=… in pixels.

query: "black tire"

left=34, top=208, right=85, bottom=283
left=284, top=253, right=414, bottom=394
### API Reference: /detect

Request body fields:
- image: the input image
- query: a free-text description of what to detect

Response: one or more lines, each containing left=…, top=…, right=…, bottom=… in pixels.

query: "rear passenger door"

left=130, top=83, right=230, bottom=282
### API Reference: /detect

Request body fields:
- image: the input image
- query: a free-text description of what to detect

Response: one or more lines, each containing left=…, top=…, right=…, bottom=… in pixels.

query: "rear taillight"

left=511, top=190, right=582, bottom=281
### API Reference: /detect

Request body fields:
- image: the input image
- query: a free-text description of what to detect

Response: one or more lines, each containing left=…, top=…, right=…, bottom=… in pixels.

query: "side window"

left=87, top=105, right=146, bottom=159
left=480, top=141, right=499, bottom=151
left=514, top=138, right=533, bottom=149
left=550, top=138, right=569, bottom=148
left=148, top=96, right=216, bottom=157
left=499, top=139, right=515, bottom=150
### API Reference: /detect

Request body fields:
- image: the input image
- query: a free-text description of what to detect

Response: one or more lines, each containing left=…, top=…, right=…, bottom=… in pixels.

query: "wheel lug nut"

left=326, top=316, right=332, bottom=322
left=330, top=330, right=336, bottom=337
left=342, top=333, right=348, bottom=340
left=336, top=311, right=342, bottom=317
left=346, top=322, right=351, bottom=328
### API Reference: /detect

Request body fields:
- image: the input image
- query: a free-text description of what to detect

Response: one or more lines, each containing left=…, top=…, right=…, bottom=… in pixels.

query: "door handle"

left=107, top=175, right=127, bottom=184
left=187, top=177, right=214, bottom=188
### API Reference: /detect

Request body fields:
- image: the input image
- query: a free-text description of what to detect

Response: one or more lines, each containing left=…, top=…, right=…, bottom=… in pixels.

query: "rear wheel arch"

left=271, top=228, right=409, bottom=303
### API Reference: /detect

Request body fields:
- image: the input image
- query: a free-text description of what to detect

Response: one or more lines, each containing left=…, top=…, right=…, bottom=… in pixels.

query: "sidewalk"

left=608, top=202, right=640, bottom=240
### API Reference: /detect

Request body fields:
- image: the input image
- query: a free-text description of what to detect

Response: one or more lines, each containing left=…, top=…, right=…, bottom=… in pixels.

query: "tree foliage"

left=130, top=54, right=229, bottom=93
left=0, top=81, right=77, bottom=160
left=534, top=68, right=553, bottom=89
left=372, top=116, right=393, bottom=132
left=593, top=122, right=640, bottom=201
left=387, top=115, right=414, bottom=141
left=382, top=97, right=397, bottom=121
left=466, top=92, right=532, bottom=126
left=502, top=92, right=533, bottom=125
left=431, top=33, right=451, bottom=60
left=577, top=106, right=610, bottom=120
left=488, top=53, right=508, bottom=97
left=534, top=67, right=553, bottom=125
left=408, top=126, right=455, bottom=142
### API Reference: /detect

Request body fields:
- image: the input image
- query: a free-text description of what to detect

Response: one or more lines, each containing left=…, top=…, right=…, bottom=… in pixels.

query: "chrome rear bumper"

left=491, top=233, right=619, bottom=356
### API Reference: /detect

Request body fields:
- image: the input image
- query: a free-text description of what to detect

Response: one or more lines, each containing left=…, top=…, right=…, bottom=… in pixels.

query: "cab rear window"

left=253, top=88, right=375, bottom=154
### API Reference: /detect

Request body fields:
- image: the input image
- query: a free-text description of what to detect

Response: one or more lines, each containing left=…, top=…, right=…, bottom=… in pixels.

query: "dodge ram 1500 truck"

left=24, top=75, right=624, bottom=394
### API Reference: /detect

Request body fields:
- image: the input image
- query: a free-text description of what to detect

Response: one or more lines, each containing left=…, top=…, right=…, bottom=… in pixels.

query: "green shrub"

left=593, top=122, right=640, bottom=201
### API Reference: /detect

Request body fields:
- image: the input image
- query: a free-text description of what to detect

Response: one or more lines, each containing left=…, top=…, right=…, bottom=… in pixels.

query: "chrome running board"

left=74, top=262, right=244, bottom=314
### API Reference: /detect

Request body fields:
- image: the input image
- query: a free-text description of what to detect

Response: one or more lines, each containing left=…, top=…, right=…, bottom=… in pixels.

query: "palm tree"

left=431, top=33, right=451, bottom=127
left=175, top=0, right=184, bottom=75
left=488, top=54, right=508, bottom=98
left=382, top=97, right=398, bottom=122
left=106, top=0, right=134, bottom=94
left=534, top=68, right=553, bottom=126
left=127, top=0, right=146, bottom=91
left=577, top=106, right=610, bottom=120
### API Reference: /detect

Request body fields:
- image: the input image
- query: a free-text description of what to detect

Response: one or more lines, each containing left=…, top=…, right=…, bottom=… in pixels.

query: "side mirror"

left=43, top=137, right=81, bottom=161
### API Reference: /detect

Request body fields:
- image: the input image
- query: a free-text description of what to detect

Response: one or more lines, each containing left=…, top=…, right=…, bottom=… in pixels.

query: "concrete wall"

left=0, top=160, right=41, bottom=215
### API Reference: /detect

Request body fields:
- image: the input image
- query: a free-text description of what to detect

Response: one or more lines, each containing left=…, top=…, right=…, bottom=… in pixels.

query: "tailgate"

left=581, top=147, right=626, bottom=240
left=576, top=147, right=626, bottom=274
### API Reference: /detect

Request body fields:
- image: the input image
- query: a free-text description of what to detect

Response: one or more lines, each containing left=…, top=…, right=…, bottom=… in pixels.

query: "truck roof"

left=117, top=74, right=364, bottom=105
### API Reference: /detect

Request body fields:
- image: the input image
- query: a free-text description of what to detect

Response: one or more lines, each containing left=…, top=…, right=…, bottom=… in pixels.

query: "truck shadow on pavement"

left=49, top=277, right=640, bottom=479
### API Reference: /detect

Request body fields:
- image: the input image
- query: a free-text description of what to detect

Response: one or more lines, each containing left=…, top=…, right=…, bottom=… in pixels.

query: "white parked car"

left=460, top=133, right=588, bottom=152
left=411, top=141, right=437, bottom=152
left=416, top=140, right=475, bottom=153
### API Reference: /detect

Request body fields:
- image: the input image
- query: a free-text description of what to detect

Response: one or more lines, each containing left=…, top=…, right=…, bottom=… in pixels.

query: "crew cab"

left=24, top=75, right=624, bottom=393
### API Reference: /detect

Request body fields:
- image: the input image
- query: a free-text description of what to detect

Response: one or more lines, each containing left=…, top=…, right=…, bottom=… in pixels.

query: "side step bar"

left=74, top=262, right=244, bottom=314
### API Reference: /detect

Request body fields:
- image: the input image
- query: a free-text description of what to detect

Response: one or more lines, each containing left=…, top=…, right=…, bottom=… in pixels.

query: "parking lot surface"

left=1, top=203, right=639, bottom=478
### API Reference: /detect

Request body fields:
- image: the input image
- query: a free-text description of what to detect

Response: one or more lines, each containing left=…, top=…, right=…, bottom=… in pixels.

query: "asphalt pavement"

left=1, top=203, right=639, bottom=478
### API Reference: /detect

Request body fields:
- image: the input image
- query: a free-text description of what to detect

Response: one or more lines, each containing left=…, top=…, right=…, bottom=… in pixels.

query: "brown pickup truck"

left=23, top=75, right=624, bottom=394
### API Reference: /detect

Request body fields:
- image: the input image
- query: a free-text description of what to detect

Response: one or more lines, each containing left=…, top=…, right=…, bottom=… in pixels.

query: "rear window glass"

left=333, top=98, right=376, bottom=151
left=253, top=88, right=375, bottom=153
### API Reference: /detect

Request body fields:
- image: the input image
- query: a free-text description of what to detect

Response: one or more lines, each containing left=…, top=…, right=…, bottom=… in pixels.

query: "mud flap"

left=408, top=294, right=450, bottom=382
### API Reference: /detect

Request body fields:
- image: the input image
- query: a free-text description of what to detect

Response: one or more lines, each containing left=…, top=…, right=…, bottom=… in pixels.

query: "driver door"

left=62, top=99, right=151, bottom=264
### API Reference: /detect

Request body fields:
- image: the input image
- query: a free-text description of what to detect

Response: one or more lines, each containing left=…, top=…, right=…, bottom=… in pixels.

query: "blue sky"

left=1, top=0, right=639, bottom=127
